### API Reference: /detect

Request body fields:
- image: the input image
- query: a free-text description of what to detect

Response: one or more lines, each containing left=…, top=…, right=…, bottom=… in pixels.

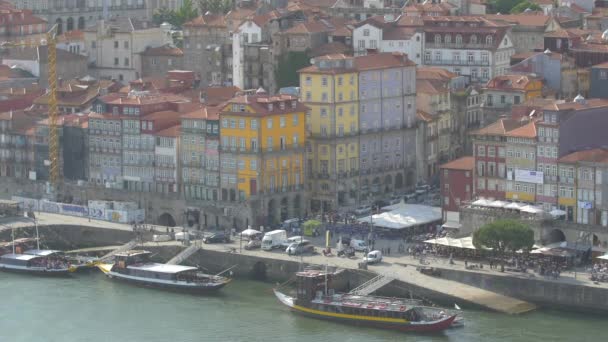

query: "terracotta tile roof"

left=57, top=30, right=84, bottom=42
left=396, top=15, right=424, bottom=27
left=485, top=13, right=551, bottom=27
left=484, top=74, right=540, bottom=91
left=155, top=124, right=181, bottom=137
left=330, top=24, right=353, bottom=37
left=416, top=110, right=434, bottom=122
left=568, top=3, right=588, bottom=13
left=417, top=67, right=458, bottom=81
left=403, top=2, right=454, bottom=15
left=469, top=118, right=521, bottom=136
left=183, top=14, right=226, bottom=28
left=383, top=26, right=416, bottom=40
left=592, top=61, right=608, bottom=69
left=284, top=17, right=351, bottom=34
left=299, top=52, right=415, bottom=74
left=510, top=51, right=539, bottom=60
left=180, top=104, right=223, bottom=120
left=99, top=93, right=189, bottom=106
left=440, top=156, right=475, bottom=170
left=222, top=93, right=307, bottom=117
left=544, top=28, right=590, bottom=39
left=202, top=86, right=241, bottom=106
left=505, top=120, right=537, bottom=138
left=84, top=17, right=158, bottom=33
left=34, top=79, right=120, bottom=107
left=558, top=148, right=608, bottom=163
left=416, top=79, right=447, bottom=95
left=542, top=98, right=608, bottom=111
left=140, top=44, right=183, bottom=57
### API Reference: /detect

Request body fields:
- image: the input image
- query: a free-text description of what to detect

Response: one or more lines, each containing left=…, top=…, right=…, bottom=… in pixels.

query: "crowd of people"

left=590, top=263, right=608, bottom=282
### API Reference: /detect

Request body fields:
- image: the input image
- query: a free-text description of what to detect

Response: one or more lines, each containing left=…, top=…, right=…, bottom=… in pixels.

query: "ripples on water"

left=0, top=272, right=604, bottom=342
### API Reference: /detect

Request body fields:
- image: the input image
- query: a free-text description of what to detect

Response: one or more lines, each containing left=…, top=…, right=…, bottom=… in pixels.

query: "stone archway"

left=293, top=194, right=301, bottom=217
left=158, top=212, right=176, bottom=227
left=251, top=261, right=267, bottom=280
left=544, top=228, right=566, bottom=244
left=280, top=197, right=289, bottom=221
left=406, top=170, right=415, bottom=188
left=55, top=18, right=63, bottom=35
left=384, top=174, right=393, bottom=192
left=268, top=199, right=277, bottom=225
left=66, top=17, right=74, bottom=31
left=77, top=16, right=85, bottom=30
left=395, top=173, right=404, bottom=189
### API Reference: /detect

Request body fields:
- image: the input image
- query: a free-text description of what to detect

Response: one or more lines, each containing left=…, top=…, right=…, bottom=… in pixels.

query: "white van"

left=363, top=250, right=383, bottom=264
left=350, top=239, right=367, bottom=252
left=261, top=230, right=288, bottom=251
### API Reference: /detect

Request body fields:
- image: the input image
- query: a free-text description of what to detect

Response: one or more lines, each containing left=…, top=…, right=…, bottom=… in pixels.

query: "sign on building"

left=514, top=169, right=544, bottom=184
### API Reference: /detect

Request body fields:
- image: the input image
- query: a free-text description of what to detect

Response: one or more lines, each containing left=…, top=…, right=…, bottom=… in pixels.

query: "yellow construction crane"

left=1, top=25, right=60, bottom=192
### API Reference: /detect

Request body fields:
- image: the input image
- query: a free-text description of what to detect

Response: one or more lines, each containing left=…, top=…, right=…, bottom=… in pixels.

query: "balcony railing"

left=423, top=58, right=490, bottom=67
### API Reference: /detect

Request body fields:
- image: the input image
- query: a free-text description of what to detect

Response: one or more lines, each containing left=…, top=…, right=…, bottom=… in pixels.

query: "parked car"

left=404, top=193, right=418, bottom=201
left=373, top=199, right=390, bottom=209
left=363, top=250, right=383, bottom=264
left=350, top=239, right=368, bottom=252
left=203, top=232, right=230, bottom=244
left=286, top=240, right=314, bottom=255
left=354, top=205, right=372, bottom=215
left=389, top=195, right=402, bottom=205
left=415, top=183, right=431, bottom=195
left=244, top=239, right=261, bottom=250
left=287, top=236, right=306, bottom=244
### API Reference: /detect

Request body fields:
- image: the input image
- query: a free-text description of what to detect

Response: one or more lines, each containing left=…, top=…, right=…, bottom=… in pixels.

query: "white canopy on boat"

left=472, top=199, right=492, bottom=207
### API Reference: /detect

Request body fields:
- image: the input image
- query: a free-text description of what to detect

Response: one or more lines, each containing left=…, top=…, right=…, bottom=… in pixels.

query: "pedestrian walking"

left=387, top=247, right=391, bottom=255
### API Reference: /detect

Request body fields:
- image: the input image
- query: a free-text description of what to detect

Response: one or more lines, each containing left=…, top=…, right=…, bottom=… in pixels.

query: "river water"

left=0, top=272, right=604, bottom=342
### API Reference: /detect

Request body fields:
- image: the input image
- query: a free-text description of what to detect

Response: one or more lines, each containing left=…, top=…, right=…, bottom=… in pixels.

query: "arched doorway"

left=66, top=17, right=74, bottom=31
left=406, top=170, right=415, bottom=188
left=395, top=173, right=403, bottom=189
left=267, top=199, right=276, bottom=225
left=158, top=213, right=176, bottom=227
left=544, top=228, right=566, bottom=244
left=293, top=194, right=301, bottom=217
left=55, top=18, right=63, bottom=35
left=384, top=174, right=392, bottom=192
left=372, top=177, right=380, bottom=194
left=78, top=16, right=85, bottom=30
left=280, top=197, right=289, bottom=221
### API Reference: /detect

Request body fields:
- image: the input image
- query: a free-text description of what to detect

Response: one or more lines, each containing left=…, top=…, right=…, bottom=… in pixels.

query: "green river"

left=0, top=272, right=605, bottom=342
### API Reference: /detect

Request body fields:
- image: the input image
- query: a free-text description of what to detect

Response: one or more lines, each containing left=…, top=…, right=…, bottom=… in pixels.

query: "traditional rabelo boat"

left=97, top=250, right=230, bottom=293
left=274, top=269, right=457, bottom=333
left=0, top=249, right=72, bottom=276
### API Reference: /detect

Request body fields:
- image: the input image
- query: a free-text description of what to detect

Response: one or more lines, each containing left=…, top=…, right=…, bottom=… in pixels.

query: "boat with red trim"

left=273, top=269, right=457, bottom=333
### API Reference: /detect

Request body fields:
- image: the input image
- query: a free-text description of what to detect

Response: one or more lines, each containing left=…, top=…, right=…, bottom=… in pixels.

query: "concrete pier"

left=3, top=213, right=607, bottom=314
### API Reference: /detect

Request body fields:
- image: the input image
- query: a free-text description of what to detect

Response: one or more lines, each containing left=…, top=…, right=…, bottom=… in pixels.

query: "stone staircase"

left=166, top=244, right=200, bottom=265
left=349, top=274, right=395, bottom=295
left=98, top=240, right=138, bottom=261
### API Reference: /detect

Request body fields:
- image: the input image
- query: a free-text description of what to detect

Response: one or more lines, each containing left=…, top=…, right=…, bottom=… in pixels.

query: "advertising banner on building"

left=41, top=200, right=61, bottom=214
left=514, top=169, right=544, bottom=184
left=88, top=207, right=105, bottom=220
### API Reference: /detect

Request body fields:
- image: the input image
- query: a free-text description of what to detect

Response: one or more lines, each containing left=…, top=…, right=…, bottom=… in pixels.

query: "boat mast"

left=324, top=264, right=328, bottom=296
left=11, top=227, right=15, bottom=254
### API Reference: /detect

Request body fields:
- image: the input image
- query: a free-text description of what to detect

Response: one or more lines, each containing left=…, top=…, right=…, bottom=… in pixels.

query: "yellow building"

left=484, top=74, right=543, bottom=109
left=505, top=120, right=538, bottom=203
left=219, top=92, right=307, bottom=223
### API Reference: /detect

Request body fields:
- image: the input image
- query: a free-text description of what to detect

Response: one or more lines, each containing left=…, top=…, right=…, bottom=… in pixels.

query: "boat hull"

left=103, top=271, right=229, bottom=293
left=273, top=290, right=456, bottom=333
left=0, top=264, right=71, bottom=277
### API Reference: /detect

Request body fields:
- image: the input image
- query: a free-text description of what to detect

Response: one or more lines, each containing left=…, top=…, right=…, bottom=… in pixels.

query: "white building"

left=154, top=125, right=180, bottom=194
left=420, top=16, right=515, bottom=85
left=83, top=17, right=171, bottom=82
left=232, top=18, right=263, bottom=90
left=352, top=15, right=423, bottom=65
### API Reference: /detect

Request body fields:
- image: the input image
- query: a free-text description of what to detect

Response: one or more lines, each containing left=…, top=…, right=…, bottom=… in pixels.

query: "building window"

left=444, top=34, right=451, bottom=44
left=251, top=119, right=258, bottom=130
left=358, top=40, right=365, bottom=49
left=363, top=29, right=370, bottom=36
left=114, top=57, right=119, bottom=65
left=470, top=35, right=477, bottom=44
left=114, top=41, right=118, bottom=48
left=124, top=57, right=129, bottom=66
left=267, top=119, right=273, bottom=129
left=486, top=35, right=493, bottom=45
left=455, top=34, right=462, bottom=44
left=322, top=77, right=328, bottom=86
left=124, top=41, right=129, bottom=49
left=434, top=34, right=441, bottom=44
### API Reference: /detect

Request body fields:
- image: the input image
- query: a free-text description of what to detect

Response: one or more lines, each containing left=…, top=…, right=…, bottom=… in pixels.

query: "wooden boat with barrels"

left=0, top=249, right=73, bottom=276
left=273, top=269, right=457, bottom=333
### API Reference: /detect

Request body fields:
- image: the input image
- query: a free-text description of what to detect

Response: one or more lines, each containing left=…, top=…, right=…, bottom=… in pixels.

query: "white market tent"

left=472, top=199, right=492, bottom=207
left=504, top=202, right=524, bottom=210
left=240, top=228, right=262, bottom=239
left=520, top=205, right=544, bottom=214
left=550, top=209, right=567, bottom=217
left=424, top=236, right=477, bottom=250
left=357, top=204, right=441, bottom=230
left=597, top=254, right=608, bottom=261
left=488, top=200, right=508, bottom=208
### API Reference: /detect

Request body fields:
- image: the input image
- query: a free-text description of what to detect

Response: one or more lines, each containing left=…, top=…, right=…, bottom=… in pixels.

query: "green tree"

left=473, top=219, right=534, bottom=254
left=153, top=0, right=199, bottom=28
left=510, top=1, right=542, bottom=13
left=488, top=0, right=525, bottom=13
left=275, top=51, right=311, bottom=89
